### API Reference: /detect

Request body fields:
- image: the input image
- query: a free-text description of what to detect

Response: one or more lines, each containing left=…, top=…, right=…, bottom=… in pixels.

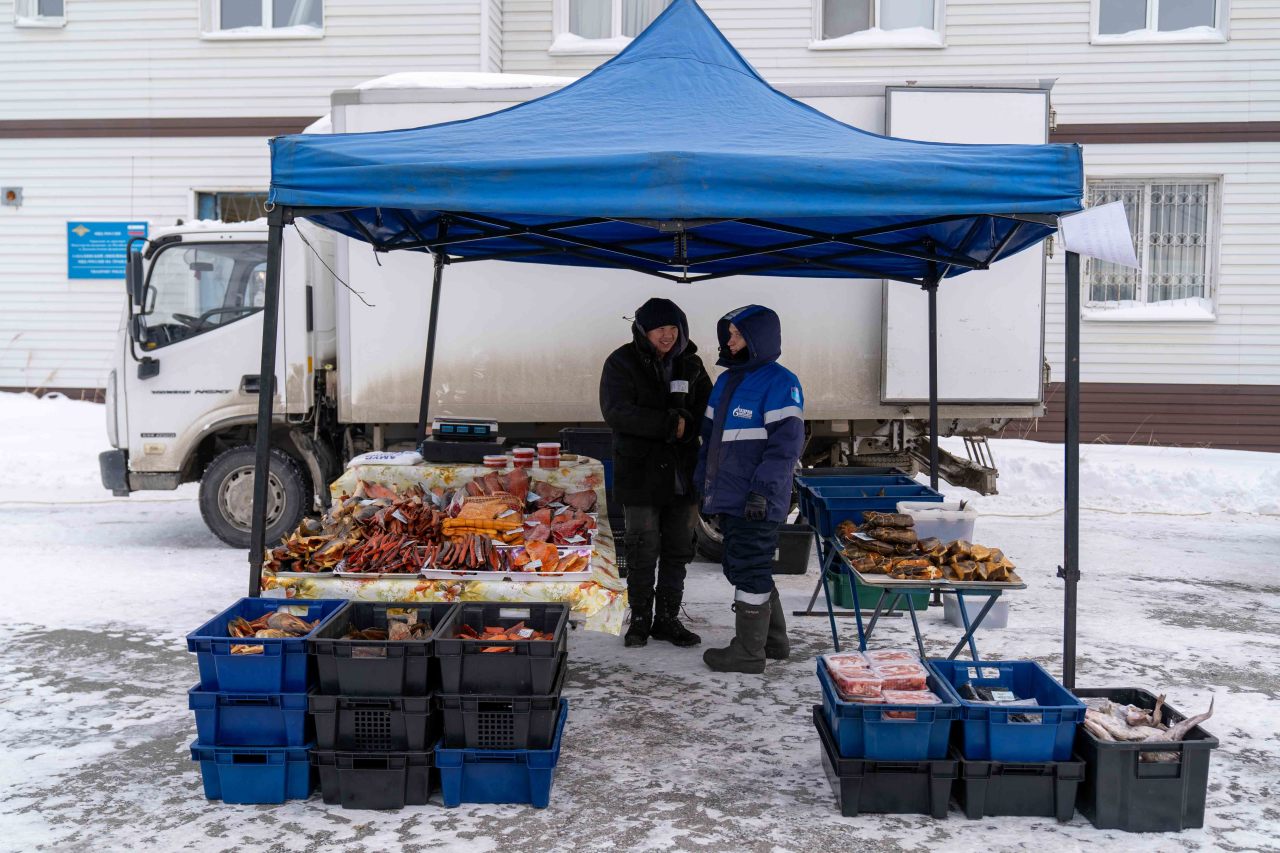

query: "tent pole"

left=926, top=262, right=940, bottom=491
left=1061, top=251, right=1082, bottom=687
left=247, top=206, right=288, bottom=597
left=417, top=219, right=450, bottom=441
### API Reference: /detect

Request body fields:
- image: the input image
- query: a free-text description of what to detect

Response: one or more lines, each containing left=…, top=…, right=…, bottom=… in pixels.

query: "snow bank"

left=933, top=436, right=1280, bottom=517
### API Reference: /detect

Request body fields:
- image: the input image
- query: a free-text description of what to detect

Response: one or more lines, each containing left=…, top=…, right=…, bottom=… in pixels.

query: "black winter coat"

left=599, top=331, right=712, bottom=507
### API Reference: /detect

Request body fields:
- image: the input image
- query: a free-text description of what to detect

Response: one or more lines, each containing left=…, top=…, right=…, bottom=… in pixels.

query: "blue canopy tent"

left=252, top=0, right=1089, bottom=683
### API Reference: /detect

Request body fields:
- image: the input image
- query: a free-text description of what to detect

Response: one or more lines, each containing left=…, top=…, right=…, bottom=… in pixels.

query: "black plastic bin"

left=772, top=523, right=814, bottom=574
left=308, top=602, right=457, bottom=696
left=439, top=654, right=567, bottom=750
left=312, top=749, right=434, bottom=810
left=813, top=706, right=956, bottom=819
left=1072, top=687, right=1218, bottom=832
left=953, top=747, right=1085, bottom=822
left=435, top=602, right=569, bottom=695
left=309, top=694, right=438, bottom=752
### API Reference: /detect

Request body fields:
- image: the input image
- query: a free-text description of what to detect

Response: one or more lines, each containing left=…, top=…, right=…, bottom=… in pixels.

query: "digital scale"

left=419, top=417, right=507, bottom=463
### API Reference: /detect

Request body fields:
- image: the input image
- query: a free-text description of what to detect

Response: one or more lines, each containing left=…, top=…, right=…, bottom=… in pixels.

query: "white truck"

left=99, top=73, right=1057, bottom=552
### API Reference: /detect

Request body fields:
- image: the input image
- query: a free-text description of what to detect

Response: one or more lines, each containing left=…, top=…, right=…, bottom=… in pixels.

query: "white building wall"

left=1045, top=142, right=1280, bottom=386
left=0, top=0, right=485, bottom=119
left=0, top=137, right=271, bottom=389
left=502, top=0, right=1280, bottom=125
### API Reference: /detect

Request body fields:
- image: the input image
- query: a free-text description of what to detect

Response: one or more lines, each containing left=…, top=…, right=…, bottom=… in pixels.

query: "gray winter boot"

left=764, top=587, right=790, bottom=660
left=702, top=600, right=770, bottom=674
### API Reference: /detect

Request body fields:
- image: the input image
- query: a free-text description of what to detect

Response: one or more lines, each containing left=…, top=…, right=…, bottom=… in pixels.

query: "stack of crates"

left=928, top=659, right=1087, bottom=822
left=813, top=657, right=960, bottom=818
left=433, top=602, right=571, bottom=809
left=186, top=598, right=346, bottom=804
left=794, top=468, right=944, bottom=611
left=306, top=601, right=456, bottom=810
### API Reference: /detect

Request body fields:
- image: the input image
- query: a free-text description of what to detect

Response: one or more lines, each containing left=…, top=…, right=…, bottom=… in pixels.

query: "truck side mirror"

left=126, top=239, right=146, bottom=306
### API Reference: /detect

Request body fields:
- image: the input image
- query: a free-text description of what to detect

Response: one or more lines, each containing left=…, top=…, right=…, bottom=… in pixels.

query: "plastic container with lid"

left=536, top=442, right=561, bottom=456
left=897, top=500, right=977, bottom=545
left=538, top=457, right=560, bottom=469
left=512, top=447, right=536, bottom=458
left=483, top=455, right=509, bottom=469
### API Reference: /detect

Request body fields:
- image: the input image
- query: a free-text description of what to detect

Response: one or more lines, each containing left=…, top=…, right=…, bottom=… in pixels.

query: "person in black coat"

left=600, top=298, right=712, bottom=648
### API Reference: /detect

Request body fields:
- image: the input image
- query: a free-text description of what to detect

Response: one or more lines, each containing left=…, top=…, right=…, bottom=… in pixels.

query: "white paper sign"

left=1058, top=201, right=1141, bottom=269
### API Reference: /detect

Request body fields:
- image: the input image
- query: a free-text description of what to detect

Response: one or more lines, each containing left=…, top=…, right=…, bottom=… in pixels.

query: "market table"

left=817, top=537, right=1025, bottom=660
left=260, top=456, right=628, bottom=635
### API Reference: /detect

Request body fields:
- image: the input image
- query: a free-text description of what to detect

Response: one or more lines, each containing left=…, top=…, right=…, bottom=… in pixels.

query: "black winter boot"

left=702, top=600, right=770, bottom=674
left=650, top=588, right=701, bottom=647
left=624, top=594, right=653, bottom=647
left=764, top=587, right=790, bottom=660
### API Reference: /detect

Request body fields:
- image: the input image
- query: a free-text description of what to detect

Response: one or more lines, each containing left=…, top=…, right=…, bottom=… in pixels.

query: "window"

left=14, top=0, right=66, bottom=28
left=201, top=0, right=323, bottom=39
left=812, top=0, right=943, bottom=49
left=139, top=243, right=268, bottom=349
left=1093, top=0, right=1227, bottom=43
left=195, top=191, right=269, bottom=223
left=1084, top=179, right=1219, bottom=318
left=551, top=0, right=670, bottom=55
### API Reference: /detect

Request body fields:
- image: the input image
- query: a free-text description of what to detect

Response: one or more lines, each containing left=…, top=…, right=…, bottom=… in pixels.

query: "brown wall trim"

left=1001, top=382, right=1280, bottom=453
left=1052, top=121, right=1280, bottom=144
left=2, top=386, right=104, bottom=403
left=0, top=117, right=321, bottom=140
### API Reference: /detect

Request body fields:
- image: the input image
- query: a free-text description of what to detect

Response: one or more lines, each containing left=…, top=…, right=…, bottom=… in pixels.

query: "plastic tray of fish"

left=944, top=575, right=1027, bottom=590
left=849, top=565, right=943, bottom=590
left=332, top=567, right=422, bottom=579
left=419, top=567, right=595, bottom=583
left=269, top=571, right=336, bottom=579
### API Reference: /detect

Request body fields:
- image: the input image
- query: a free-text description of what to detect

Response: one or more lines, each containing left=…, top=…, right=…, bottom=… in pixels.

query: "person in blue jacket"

left=695, top=305, right=804, bottom=673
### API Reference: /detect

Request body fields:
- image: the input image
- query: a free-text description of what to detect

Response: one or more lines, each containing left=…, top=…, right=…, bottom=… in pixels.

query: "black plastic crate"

left=439, top=654, right=567, bottom=749
left=312, top=749, right=434, bottom=810
left=1073, top=687, right=1218, bottom=832
left=309, top=694, right=438, bottom=752
left=435, top=602, right=569, bottom=695
left=813, top=706, right=956, bottom=818
left=953, top=747, right=1085, bottom=822
left=772, top=523, right=814, bottom=575
left=308, top=602, right=457, bottom=696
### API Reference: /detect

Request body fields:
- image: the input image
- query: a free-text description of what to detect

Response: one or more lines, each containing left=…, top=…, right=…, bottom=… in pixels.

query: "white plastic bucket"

left=897, top=500, right=977, bottom=544
left=943, top=596, right=1009, bottom=630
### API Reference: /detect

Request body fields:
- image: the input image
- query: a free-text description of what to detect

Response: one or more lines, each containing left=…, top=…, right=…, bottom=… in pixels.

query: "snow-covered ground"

left=0, top=392, right=1277, bottom=852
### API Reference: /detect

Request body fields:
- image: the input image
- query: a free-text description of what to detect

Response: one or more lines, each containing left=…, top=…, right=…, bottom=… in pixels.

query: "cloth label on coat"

left=732, top=406, right=753, bottom=419
left=669, top=379, right=690, bottom=393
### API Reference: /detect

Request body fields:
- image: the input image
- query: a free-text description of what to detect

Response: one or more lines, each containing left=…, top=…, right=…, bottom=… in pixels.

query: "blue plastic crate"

left=190, top=741, right=313, bottom=803
left=187, top=598, right=347, bottom=693
left=817, top=661, right=959, bottom=760
left=795, top=474, right=918, bottom=528
left=188, top=686, right=311, bottom=747
left=804, top=485, right=944, bottom=540
left=928, top=659, right=1086, bottom=762
left=435, top=699, right=567, bottom=808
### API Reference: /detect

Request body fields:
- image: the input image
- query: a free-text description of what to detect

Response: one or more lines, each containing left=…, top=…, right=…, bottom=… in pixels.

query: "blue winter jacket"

left=694, top=305, right=805, bottom=522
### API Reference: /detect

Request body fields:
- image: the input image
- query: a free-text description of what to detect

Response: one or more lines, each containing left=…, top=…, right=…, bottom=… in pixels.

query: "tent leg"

left=926, top=269, right=939, bottom=491
left=1061, top=251, right=1082, bottom=687
left=417, top=222, right=450, bottom=441
left=247, top=206, right=288, bottom=597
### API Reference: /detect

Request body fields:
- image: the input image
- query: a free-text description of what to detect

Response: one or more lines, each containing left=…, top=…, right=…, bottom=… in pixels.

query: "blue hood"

left=716, top=305, right=781, bottom=369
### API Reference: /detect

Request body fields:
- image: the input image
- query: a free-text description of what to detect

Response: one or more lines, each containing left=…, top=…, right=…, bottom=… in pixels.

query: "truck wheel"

left=695, top=513, right=723, bottom=562
left=199, top=446, right=308, bottom=549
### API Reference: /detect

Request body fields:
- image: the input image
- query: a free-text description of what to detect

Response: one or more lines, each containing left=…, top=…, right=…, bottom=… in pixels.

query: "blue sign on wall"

left=67, top=221, right=148, bottom=280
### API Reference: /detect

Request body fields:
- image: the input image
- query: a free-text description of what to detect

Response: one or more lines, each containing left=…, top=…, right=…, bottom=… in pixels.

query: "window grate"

left=1085, top=178, right=1216, bottom=307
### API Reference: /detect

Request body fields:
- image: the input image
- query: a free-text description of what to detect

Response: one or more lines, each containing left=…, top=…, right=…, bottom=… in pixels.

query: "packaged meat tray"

left=833, top=674, right=883, bottom=700
left=883, top=690, right=941, bottom=705
left=864, top=649, right=919, bottom=664
left=872, top=663, right=929, bottom=692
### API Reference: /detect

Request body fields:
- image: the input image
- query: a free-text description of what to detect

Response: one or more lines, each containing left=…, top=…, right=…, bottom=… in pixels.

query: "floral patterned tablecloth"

left=261, top=457, right=628, bottom=634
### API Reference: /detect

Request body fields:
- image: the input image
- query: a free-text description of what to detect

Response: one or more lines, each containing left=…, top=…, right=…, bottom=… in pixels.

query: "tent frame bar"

left=246, top=203, right=1082, bottom=687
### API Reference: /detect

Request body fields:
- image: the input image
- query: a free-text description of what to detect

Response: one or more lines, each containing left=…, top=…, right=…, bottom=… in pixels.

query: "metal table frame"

left=817, top=537, right=1022, bottom=660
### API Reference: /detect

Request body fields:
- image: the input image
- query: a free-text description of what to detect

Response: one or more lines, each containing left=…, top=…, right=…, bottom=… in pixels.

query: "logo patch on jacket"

left=732, top=406, right=753, bottom=419
left=791, top=386, right=801, bottom=404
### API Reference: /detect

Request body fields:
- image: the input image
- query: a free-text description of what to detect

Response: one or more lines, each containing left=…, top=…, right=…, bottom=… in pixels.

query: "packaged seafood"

left=866, top=526, right=918, bottom=545
left=483, top=455, right=508, bottom=469
left=883, top=689, right=941, bottom=705
left=861, top=511, right=914, bottom=529
left=833, top=673, right=883, bottom=699
left=870, top=662, right=929, bottom=692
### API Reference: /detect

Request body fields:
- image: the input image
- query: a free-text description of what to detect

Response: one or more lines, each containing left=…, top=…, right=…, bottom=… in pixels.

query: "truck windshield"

left=139, top=242, right=268, bottom=348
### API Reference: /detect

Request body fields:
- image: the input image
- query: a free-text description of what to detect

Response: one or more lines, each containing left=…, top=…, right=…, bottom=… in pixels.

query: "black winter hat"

left=634, top=298, right=687, bottom=334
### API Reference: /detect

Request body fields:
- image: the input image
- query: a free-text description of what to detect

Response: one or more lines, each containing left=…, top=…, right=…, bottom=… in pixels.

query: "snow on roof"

left=303, top=114, right=332, bottom=135
left=351, top=71, right=574, bottom=91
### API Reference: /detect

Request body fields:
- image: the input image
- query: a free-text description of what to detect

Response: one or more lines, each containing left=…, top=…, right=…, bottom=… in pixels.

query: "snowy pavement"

left=1, top=393, right=1278, bottom=852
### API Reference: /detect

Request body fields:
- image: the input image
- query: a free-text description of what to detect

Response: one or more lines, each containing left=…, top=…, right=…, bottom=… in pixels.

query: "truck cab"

left=100, top=220, right=337, bottom=547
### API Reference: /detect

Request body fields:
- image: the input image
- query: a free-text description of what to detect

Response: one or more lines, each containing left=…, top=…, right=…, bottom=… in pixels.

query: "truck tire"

left=695, top=513, right=724, bottom=562
left=199, top=446, right=308, bottom=549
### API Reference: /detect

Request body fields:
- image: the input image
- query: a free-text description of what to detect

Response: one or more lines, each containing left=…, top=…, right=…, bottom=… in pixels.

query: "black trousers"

left=623, top=500, right=697, bottom=600
left=718, top=513, right=780, bottom=597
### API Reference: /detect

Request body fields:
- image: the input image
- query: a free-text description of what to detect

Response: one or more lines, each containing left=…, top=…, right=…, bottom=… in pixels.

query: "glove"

left=744, top=492, right=768, bottom=521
